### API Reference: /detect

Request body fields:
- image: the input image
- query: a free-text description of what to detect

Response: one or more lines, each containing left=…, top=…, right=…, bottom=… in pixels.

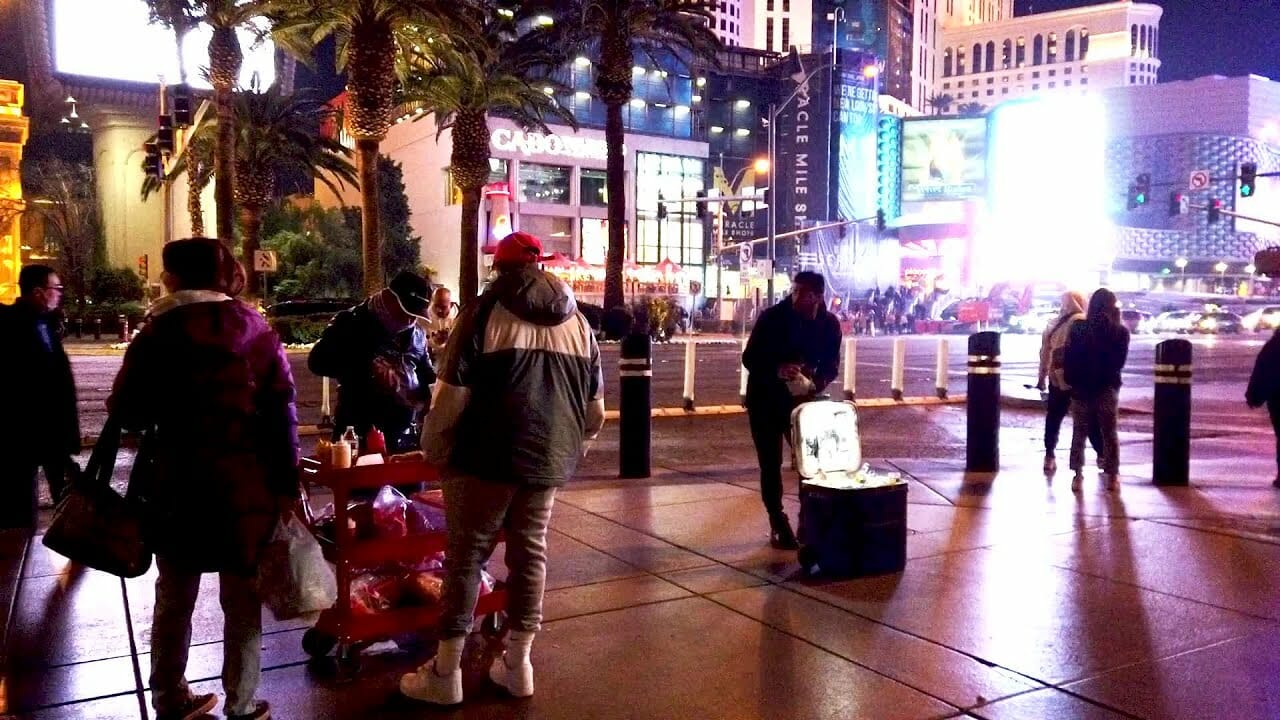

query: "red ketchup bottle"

left=365, top=426, right=386, bottom=455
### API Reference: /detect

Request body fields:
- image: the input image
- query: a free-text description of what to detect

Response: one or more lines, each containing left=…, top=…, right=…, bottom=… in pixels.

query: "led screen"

left=53, top=0, right=276, bottom=89
left=901, top=118, right=988, bottom=202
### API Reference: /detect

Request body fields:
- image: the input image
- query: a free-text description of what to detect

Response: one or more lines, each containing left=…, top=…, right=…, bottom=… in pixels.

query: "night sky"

left=1015, top=0, right=1280, bottom=83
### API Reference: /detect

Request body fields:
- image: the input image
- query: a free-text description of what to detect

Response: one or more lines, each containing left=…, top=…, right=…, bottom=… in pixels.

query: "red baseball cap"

left=493, top=231, right=552, bottom=266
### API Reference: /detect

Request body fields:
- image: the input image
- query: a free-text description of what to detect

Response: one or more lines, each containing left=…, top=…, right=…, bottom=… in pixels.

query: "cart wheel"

left=798, top=546, right=819, bottom=575
left=480, top=611, right=508, bottom=639
left=302, top=628, right=337, bottom=658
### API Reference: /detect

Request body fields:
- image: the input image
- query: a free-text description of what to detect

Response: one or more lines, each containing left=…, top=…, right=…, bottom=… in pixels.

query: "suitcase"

left=790, top=400, right=908, bottom=577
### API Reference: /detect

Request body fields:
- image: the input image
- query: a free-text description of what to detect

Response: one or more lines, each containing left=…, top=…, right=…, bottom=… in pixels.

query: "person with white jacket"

left=421, top=286, right=459, bottom=360
left=1036, top=291, right=1100, bottom=475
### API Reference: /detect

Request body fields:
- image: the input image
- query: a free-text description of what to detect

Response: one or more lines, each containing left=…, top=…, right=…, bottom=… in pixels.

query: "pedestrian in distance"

left=308, top=270, right=436, bottom=454
left=1063, top=288, right=1130, bottom=493
left=400, top=231, right=605, bottom=706
left=0, top=264, right=80, bottom=530
left=1245, top=327, right=1280, bottom=488
left=109, top=238, right=300, bottom=720
left=1036, top=290, right=1102, bottom=475
left=742, top=271, right=842, bottom=549
left=421, top=285, right=459, bottom=361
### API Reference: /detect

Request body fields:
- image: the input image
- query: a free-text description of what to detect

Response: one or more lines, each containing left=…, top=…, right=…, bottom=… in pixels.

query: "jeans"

left=748, top=406, right=792, bottom=518
left=437, top=473, right=557, bottom=639
left=1045, top=385, right=1103, bottom=456
left=1069, top=389, right=1120, bottom=475
left=1269, top=403, right=1280, bottom=478
left=151, top=557, right=262, bottom=717
left=0, top=452, right=69, bottom=530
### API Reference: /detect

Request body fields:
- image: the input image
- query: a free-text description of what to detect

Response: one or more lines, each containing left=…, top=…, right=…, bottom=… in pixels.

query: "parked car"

left=1120, top=309, right=1152, bottom=334
left=1152, top=310, right=1196, bottom=334
left=1242, top=306, right=1280, bottom=333
left=1191, top=310, right=1244, bottom=334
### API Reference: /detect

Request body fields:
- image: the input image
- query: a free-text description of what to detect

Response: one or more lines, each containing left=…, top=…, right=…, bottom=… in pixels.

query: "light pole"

left=715, top=157, right=768, bottom=310
left=1215, top=261, right=1228, bottom=293
left=1246, top=263, right=1257, bottom=296
left=827, top=8, right=846, bottom=70
left=1175, top=256, right=1188, bottom=291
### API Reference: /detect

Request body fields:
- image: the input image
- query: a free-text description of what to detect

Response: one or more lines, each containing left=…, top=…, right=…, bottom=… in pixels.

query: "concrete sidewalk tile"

left=1036, top=520, right=1280, bottom=620
left=711, top=585, right=1042, bottom=710
left=135, top=628, right=312, bottom=691
left=787, top=551, right=1270, bottom=686
left=543, top=530, right=648, bottom=591
left=542, top=575, right=692, bottom=622
left=9, top=569, right=133, bottom=668
left=1063, top=629, right=1280, bottom=720
left=904, top=505, right=1113, bottom=560
left=2, top=655, right=139, bottom=713
left=21, top=537, right=82, bottom=579
left=661, top=564, right=769, bottom=594
left=970, top=688, right=1132, bottom=720
left=549, top=512, right=715, bottom=574
left=557, top=480, right=755, bottom=514
left=20, top=692, right=145, bottom=720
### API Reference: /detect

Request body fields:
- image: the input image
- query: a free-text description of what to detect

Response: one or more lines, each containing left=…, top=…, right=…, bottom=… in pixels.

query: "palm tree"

left=269, top=0, right=475, bottom=296
left=143, top=132, right=215, bottom=235
left=532, top=0, right=721, bottom=312
left=956, top=101, right=986, bottom=117
left=926, top=92, right=954, bottom=116
left=146, top=0, right=276, bottom=242
left=403, top=2, right=576, bottom=303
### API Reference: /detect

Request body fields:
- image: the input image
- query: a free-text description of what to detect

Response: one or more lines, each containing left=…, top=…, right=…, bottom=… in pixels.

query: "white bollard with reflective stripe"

left=935, top=338, right=949, bottom=399
left=739, top=338, right=749, bottom=405
left=320, top=376, right=332, bottom=427
left=682, top=340, right=697, bottom=411
left=842, top=336, right=857, bottom=400
left=891, top=337, right=906, bottom=401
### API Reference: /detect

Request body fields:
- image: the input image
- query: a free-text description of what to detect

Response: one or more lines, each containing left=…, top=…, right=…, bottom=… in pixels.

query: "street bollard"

left=1153, top=339, right=1192, bottom=486
left=935, top=339, right=949, bottom=399
left=842, top=336, right=857, bottom=401
left=619, top=333, right=652, bottom=479
left=965, top=332, right=1001, bottom=473
left=73, top=317, right=82, bottom=339
left=319, top=376, right=333, bottom=428
left=890, top=337, right=906, bottom=401
left=739, top=337, right=749, bottom=405
left=682, top=340, right=696, bottom=411
left=93, top=317, right=102, bottom=340
left=117, top=314, right=127, bottom=342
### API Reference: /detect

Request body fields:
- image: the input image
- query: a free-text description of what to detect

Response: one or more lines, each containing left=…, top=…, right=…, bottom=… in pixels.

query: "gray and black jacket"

left=422, top=265, right=605, bottom=486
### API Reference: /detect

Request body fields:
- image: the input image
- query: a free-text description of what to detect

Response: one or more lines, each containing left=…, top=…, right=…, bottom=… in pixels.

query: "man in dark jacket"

left=742, top=271, right=842, bottom=549
left=1246, top=329, right=1280, bottom=488
left=1063, top=288, right=1130, bottom=493
left=308, top=271, right=435, bottom=453
left=0, top=264, right=79, bottom=530
left=110, top=238, right=298, bottom=720
left=401, top=232, right=604, bottom=706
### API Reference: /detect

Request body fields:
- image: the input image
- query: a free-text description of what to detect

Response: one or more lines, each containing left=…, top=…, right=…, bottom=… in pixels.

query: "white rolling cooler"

left=791, top=400, right=908, bottom=577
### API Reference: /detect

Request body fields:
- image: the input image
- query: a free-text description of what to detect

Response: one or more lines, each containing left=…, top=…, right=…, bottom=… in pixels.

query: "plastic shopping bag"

left=256, top=514, right=338, bottom=621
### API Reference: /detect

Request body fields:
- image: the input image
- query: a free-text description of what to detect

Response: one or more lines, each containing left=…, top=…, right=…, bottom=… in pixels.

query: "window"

left=518, top=162, right=571, bottom=204
left=1048, top=82, right=1055, bottom=88
left=986, top=89, right=994, bottom=96
left=1002, top=39, right=1012, bottom=69
left=1129, top=75, right=1135, bottom=84
left=720, top=18, right=726, bottom=30
left=1130, top=24, right=1137, bottom=56
left=580, top=169, right=607, bottom=207
left=636, top=153, right=704, bottom=265
left=1017, top=73, right=1024, bottom=80
left=1064, top=67, right=1072, bottom=75
left=957, top=48, right=966, bottom=75
left=766, top=18, right=774, bottom=51
left=943, top=48, right=953, bottom=77
left=942, top=82, right=950, bottom=89
left=519, top=216, right=573, bottom=256
left=972, top=91, right=979, bottom=98
left=1140, top=25, right=1147, bottom=55
left=1001, top=88, right=1008, bottom=94
left=972, top=43, right=982, bottom=74
left=1016, top=37, right=1026, bottom=66
left=1065, top=29, right=1076, bottom=62
left=1049, top=69, right=1055, bottom=76
left=766, top=0, right=772, bottom=9
left=781, top=18, right=789, bottom=51
left=985, top=41, right=995, bottom=72
left=1033, top=34, right=1043, bottom=65
left=1032, top=71, right=1040, bottom=79
left=1032, top=83, right=1039, bottom=90
left=1047, top=32, right=1057, bottom=64
left=782, top=0, right=789, bottom=10
left=987, top=77, right=993, bottom=84
left=1064, top=80, right=1071, bottom=87
left=1080, top=28, right=1089, bottom=59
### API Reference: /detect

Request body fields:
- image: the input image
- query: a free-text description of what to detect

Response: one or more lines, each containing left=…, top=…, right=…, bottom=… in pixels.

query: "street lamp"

left=1215, top=261, right=1229, bottom=293
left=827, top=8, right=846, bottom=67
left=1175, top=256, right=1188, bottom=291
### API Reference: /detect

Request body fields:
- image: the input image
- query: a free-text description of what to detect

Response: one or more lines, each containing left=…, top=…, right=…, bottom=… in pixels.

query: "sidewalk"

left=4, top=438, right=1280, bottom=719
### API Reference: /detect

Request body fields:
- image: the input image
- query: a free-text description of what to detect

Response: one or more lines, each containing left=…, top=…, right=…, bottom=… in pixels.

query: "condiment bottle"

left=341, top=426, right=359, bottom=459
left=366, top=426, right=386, bottom=455
left=331, top=439, right=352, bottom=469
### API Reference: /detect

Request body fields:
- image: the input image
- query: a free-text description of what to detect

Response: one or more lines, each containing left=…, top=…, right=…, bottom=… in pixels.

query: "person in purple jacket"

left=109, top=238, right=299, bottom=720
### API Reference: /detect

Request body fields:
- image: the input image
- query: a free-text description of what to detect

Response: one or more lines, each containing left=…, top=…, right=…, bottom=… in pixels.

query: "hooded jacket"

left=109, top=291, right=299, bottom=574
left=1063, top=294, right=1130, bottom=397
left=742, top=296, right=842, bottom=413
left=1038, top=291, right=1087, bottom=390
left=422, top=266, right=604, bottom=486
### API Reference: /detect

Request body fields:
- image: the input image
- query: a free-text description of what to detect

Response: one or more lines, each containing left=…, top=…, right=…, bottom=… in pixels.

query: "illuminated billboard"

left=901, top=118, right=987, bottom=202
left=52, top=0, right=276, bottom=89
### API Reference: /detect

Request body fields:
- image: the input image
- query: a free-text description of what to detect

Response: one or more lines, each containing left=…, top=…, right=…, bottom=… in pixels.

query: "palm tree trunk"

left=459, top=186, right=481, bottom=303
left=214, top=85, right=236, bottom=240
left=603, top=99, right=627, bottom=311
left=240, top=205, right=263, bottom=298
left=357, top=138, right=383, bottom=296
left=188, top=176, right=204, bottom=236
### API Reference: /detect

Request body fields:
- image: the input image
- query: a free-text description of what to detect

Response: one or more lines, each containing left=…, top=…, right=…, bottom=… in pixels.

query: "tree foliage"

left=20, top=159, right=103, bottom=310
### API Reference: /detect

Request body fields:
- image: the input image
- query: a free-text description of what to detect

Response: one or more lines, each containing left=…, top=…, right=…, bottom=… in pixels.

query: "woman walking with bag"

left=1063, top=288, right=1130, bottom=493
left=110, top=238, right=299, bottom=720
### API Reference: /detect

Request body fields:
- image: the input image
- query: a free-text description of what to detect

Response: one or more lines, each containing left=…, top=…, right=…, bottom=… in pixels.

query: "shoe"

left=156, top=692, right=218, bottom=720
left=769, top=514, right=799, bottom=550
left=1043, top=454, right=1057, bottom=474
left=400, top=658, right=463, bottom=705
left=1104, top=473, right=1120, bottom=491
left=1272, top=476, right=1280, bottom=489
left=489, top=652, right=535, bottom=698
left=227, top=701, right=271, bottom=720
left=1071, top=473, right=1083, bottom=493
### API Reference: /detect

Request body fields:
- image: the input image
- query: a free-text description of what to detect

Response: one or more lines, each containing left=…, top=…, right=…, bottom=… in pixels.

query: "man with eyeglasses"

left=0, top=264, right=80, bottom=530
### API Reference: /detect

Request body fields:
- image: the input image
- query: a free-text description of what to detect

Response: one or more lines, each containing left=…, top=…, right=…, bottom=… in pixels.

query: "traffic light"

left=1207, top=197, right=1222, bottom=224
left=656, top=196, right=667, bottom=220
left=172, top=83, right=192, bottom=127
left=137, top=254, right=149, bottom=282
left=695, top=190, right=707, bottom=219
left=875, top=209, right=885, bottom=233
left=142, top=140, right=163, bottom=179
left=157, top=114, right=174, bottom=154
left=1128, top=172, right=1151, bottom=209
left=1168, top=191, right=1185, bottom=217
left=1240, top=162, right=1257, bottom=198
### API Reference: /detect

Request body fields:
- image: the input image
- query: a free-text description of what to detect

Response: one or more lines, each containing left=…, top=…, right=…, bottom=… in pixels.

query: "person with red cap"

left=401, top=231, right=605, bottom=705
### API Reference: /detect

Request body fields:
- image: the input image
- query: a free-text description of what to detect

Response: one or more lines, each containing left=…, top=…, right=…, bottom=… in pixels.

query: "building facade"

left=711, top=0, right=748, bottom=46
left=747, top=0, right=815, bottom=54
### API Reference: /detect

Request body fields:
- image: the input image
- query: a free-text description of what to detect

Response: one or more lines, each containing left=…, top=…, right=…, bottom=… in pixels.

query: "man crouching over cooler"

left=400, top=232, right=605, bottom=705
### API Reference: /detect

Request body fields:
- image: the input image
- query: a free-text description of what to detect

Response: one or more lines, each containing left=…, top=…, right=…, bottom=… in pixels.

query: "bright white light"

left=53, top=0, right=276, bottom=89
left=543, top=86, right=555, bottom=95
left=696, top=77, right=707, bottom=87
left=633, top=66, right=646, bottom=75
left=675, top=105, right=689, bottom=114
left=735, top=99, right=751, bottom=109
left=735, top=128, right=750, bottom=136
left=575, top=56, right=591, bottom=66
left=575, top=91, right=591, bottom=100
left=534, top=15, right=554, bottom=26
left=630, top=98, right=646, bottom=107
left=692, top=94, right=702, bottom=103
left=1175, top=257, right=1188, bottom=269
left=1246, top=263, right=1257, bottom=274
left=710, top=125, right=724, bottom=133
left=986, top=95, right=1111, bottom=288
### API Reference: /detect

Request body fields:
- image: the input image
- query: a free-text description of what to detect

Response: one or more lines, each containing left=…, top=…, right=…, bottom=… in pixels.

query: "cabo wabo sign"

left=490, top=128, right=608, bottom=161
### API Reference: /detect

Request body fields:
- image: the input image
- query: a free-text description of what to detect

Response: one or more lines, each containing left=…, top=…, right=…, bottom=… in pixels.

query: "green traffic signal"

left=1241, top=162, right=1257, bottom=198
left=1136, top=192, right=1147, bottom=205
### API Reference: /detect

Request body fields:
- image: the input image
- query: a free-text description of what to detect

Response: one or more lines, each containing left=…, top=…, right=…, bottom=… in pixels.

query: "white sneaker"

left=489, top=652, right=534, bottom=698
left=399, top=658, right=462, bottom=705
left=1071, top=473, right=1083, bottom=493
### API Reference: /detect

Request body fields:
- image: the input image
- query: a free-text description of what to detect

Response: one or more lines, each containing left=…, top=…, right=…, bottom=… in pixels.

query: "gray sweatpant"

left=1069, top=388, right=1121, bottom=475
left=438, top=472, right=557, bottom=639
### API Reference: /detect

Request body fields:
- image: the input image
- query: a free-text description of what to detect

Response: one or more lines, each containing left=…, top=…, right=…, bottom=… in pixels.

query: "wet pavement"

left=4, top=406, right=1280, bottom=719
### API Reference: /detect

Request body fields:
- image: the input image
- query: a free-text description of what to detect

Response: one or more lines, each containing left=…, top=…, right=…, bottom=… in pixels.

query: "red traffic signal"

left=1207, top=198, right=1223, bottom=224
